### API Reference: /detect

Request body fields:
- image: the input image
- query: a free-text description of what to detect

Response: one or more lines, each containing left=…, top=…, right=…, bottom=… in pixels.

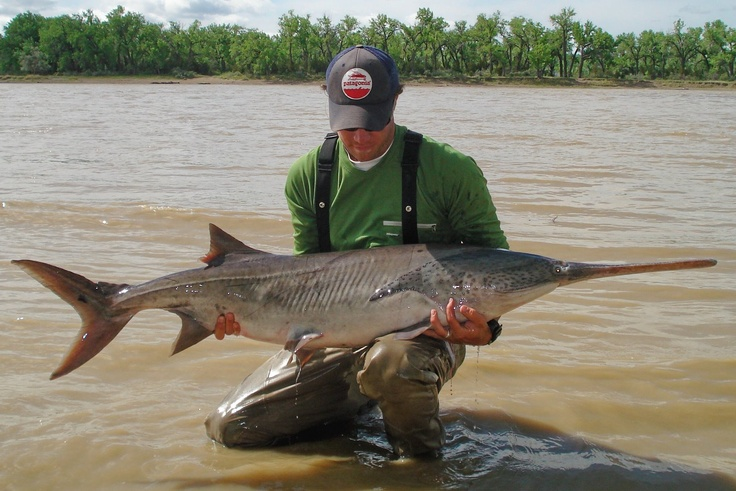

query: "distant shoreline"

left=2, top=73, right=734, bottom=90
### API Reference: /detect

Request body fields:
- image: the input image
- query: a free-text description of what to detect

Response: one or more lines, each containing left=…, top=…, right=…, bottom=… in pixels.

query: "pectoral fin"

left=284, top=331, right=324, bottom=379
left=285, top=332, right=323, bottom=359
left=393, top=324, right=430, bottom=340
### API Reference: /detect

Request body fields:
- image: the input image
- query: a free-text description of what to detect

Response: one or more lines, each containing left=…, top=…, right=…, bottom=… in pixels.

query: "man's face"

left=337, top=119, right=395, bottom=162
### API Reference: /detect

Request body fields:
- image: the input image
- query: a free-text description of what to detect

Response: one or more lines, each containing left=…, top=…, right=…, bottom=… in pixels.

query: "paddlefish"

left=12, top=224, right=716, bottom=380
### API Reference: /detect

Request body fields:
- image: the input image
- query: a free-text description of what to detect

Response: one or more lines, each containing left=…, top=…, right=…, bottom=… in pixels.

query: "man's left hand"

left=424, top=298, right=493, bottom=345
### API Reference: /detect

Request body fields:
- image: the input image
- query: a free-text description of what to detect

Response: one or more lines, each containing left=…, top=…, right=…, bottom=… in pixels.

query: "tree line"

left=1, top=6, right=734, bottom=81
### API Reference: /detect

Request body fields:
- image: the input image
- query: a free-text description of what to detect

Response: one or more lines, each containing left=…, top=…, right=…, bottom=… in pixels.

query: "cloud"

left=2, top=0, right=735, bottom=36
left=111, top=0, right=269, bottom=27
left=0, top=0, right=55, bottom=17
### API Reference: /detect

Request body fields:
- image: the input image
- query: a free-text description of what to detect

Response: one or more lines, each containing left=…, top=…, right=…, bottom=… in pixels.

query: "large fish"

left=12, top=224, right=716, bottom=380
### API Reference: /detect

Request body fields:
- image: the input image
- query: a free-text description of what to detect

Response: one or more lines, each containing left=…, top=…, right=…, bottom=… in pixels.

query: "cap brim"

left=329, top=98, right=394, bottom=131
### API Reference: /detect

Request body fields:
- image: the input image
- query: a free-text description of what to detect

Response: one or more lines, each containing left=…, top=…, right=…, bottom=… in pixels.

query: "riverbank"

left=2, top=73, right=734, bottom=90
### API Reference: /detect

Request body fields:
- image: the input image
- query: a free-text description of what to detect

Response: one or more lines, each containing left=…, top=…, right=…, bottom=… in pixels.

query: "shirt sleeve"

left=284, top=148, right=321, bottom=255
left=419, top=137, right=509, bottom=250
left=447, top=155, right=509, bottom=249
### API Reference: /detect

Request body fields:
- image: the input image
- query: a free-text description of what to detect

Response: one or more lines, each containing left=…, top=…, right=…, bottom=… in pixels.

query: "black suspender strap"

left=401, top=130, right=423, bottom=244
left=314, top=129, right=423, bottom=252
left=316, top=132, right=338, bottom=253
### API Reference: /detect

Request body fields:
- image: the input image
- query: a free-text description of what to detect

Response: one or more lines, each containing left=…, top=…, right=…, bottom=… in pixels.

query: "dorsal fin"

left=200, top=223, right=264, bottom=266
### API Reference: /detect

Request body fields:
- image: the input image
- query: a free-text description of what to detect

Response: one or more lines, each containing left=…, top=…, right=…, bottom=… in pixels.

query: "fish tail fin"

left=12, top=259, right=133, bottom=380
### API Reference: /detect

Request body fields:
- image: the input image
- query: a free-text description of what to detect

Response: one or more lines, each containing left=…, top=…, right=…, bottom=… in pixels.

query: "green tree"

left=161, top=22, right=185, bottom=71
left=703, top=20, right=735, bottom=79
left=640, top=29, right=667, bottom=79
left=589, top=27, right=616, bottom=76
left=363, top=14, right=401, bottom=54
left=336, top=15, right=363, bottom=52
left=550, top=7, right=576, bottom=77
left=277, top=10, right=313, bottom=74
left=571, top=20, right=601, bottom=78
left=314, top=15, right=339, bottom=64
left=528, top=26, right=555, bottom=78
left=67, top=10, right=109, bottom=74
left=444, top=21, right=473, bottom=74
left=165, top=21, right=203, bottom=73
left=667, top=19, right=702, bottom=78
left=472, top=11, right=504, bottom=76
left=614, top=32, right=642, bottom=78
left=504, top=16, right=540, bottom=75
left=0, top=11, right=47, bottom=73
left=137, top=22, right=170, bottom=74
left=231, top=29, right=278, bottom=76
left=38, top=15, right=76, bottom=73
left=398, top=21, right=421, bottom=74
left=197, top=24, right=241, bottom=74
left=19, top=45, right=52, bottom=74
left=412, top=8, right=448, bottom=73
left=103, top=6, right=151, bottom=74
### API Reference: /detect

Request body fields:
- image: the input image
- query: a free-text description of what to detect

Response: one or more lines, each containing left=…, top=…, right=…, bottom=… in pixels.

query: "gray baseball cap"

left=325, top=45, right=400, bottom=131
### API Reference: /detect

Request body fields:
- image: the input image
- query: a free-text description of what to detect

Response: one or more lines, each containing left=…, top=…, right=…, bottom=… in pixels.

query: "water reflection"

left=162, top=409, right=736, bottom=490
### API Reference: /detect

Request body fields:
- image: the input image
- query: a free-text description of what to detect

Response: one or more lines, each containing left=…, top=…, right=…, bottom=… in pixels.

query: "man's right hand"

left=214, top=312, right=241, bottom=340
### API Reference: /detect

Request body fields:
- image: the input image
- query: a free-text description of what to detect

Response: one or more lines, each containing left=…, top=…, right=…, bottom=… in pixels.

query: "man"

left=206, top=45, right=508, bottom=457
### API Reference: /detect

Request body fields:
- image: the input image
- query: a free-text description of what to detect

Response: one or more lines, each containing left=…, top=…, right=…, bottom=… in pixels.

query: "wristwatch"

left=487, top=319, right=503, bottom=345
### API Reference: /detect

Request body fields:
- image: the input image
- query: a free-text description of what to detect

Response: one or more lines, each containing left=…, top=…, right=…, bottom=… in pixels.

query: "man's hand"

left=424, top=298, right=494, bottom=345
left=214, top=312, right=241, bottom=340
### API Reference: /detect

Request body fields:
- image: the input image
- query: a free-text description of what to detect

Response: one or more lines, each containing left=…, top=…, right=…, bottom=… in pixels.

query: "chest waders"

left=315, top=130, right=423, bottom=253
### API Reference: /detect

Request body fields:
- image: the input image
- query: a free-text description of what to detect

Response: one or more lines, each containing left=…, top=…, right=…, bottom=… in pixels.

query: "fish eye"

left=554, top=265, right=563, bottom=274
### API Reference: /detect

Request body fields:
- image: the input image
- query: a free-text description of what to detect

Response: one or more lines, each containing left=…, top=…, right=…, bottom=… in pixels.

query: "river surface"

left=1, top=82, right=735, bottom=490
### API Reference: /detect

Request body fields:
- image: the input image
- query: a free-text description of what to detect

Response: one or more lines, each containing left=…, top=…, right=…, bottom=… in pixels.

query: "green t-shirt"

left=285, top=124, right=509, bottom=255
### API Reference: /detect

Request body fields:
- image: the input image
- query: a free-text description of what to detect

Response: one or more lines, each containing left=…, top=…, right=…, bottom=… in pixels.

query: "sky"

left=2, top=0, right=735, bottom=37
